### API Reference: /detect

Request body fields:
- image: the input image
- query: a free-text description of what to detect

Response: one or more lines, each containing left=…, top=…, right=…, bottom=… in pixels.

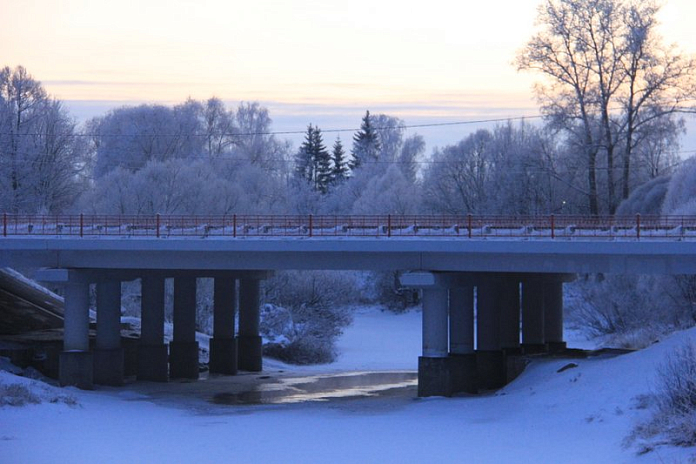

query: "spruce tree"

left=351, top=110, right=381, bottom=169
left=294, top=124, right=331, bottom=193
left=312, top=126, right=331, bottom=194
left=331, top=136, right=350, bottom=185
left=295, top=124, right=315, bottom=184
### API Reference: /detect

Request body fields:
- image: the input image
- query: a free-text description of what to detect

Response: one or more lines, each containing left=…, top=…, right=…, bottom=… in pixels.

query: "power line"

left=0, top=114, right=544, bottom=139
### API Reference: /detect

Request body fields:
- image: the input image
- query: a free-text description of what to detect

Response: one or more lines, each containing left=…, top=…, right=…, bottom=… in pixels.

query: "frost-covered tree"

left=203, top=97, right=236, bottom=156
left=0, top=65, right=87, bottom=213
left=330, top=136, right=350, bottom=185
left=233, top=102, right=290, bottom=171
left=294, top=124, right=331, bottom=194
left=351, top=110, right=381, bottom=169
left=517, top=0, right=695, bottom=214
left=662, top=156, right=696, bottom=215
left=88, top=103, right=205, bottom=177
left=399, top=134, right=425, bottom=183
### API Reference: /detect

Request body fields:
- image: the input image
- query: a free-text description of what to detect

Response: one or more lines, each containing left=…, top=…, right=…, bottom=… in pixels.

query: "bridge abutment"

left=209, top=276, right=238, bottom=375
left=238, top=277, right=262, bottom=372
left=169, top=276, right=199, bottom=379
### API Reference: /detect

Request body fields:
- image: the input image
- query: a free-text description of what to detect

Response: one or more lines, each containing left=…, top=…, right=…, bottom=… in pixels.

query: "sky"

left=3, top=0, right=696, bottom=150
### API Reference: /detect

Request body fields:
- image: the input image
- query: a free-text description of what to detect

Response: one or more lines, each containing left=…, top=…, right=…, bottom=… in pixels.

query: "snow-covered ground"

left=1, top=307, right=694, bottom=463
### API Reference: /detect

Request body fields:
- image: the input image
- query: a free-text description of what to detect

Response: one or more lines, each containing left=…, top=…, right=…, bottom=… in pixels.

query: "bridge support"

left=138, top=275, right=168, bottom=382
left=448, top=285, right=477, bottom=394
left=521, top=280, right=546, bottom=354
left=94, top=281, right=124, bottom=386
left=170, top=276, right=199, bottom=379
left=238, top=277, right=262, bottom=372
left=418, top=285, right=451, bottom=397
left=544, top=280, right=566, bottom=352
left=60, top=279, right=93, bottom=389
left=210, top=276, right=238, bottom=375
left=476, top=277, right=507, bottom=390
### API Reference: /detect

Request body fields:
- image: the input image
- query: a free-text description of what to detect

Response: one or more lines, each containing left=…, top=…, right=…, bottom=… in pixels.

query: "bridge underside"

left=36, top=268, right=572, bottom=396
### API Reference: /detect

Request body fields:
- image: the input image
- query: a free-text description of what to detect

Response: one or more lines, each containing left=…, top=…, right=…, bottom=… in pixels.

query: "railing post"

left=156, top=213, right=161, bottom=238
left=387, top=214, right=391, bottom=238
left=309, top=214, right=313, bottom=237
left=468, top=214, right=472, bottom=239
left=550, top=214, right=555, bottom=239
left=80, top=213, right=84, bottom=238
left=3, top=213, right=6, bottom=237
left=636, top=213, right=641, bottom=240
left=233, top=214, right=237, bottom=238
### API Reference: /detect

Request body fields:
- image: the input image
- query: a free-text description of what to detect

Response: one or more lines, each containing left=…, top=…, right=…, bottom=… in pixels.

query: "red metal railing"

left=1, top=214, right=695, bottom=240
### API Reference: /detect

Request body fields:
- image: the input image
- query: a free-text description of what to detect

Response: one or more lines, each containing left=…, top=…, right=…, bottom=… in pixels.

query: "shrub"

left=631, top=340, right=696, bottom=452
left=0, top=383, right=41, bottom=407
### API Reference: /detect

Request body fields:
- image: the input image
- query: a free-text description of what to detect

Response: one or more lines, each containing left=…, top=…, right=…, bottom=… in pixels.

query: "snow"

left=1, top=307, right=695, bottom=463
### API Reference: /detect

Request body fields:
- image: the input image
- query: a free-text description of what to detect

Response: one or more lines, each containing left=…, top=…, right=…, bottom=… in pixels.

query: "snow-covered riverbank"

left=1, top=307, right=694, bottom=463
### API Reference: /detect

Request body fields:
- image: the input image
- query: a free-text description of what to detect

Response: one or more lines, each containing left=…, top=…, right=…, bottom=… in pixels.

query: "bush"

left=631, top=340, right=696, bottom=452
left=566, top=275, right=696, bottom=348
left=657, top=341, right=696, bottom=420
left=0, top=383, right=41, bottom=406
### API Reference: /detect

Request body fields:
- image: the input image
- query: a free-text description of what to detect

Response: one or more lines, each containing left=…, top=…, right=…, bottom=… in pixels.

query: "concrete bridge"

left=1, top=213, right=695, bottom=396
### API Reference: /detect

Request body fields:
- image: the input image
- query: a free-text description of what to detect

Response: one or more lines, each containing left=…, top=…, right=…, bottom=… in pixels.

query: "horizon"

left=4, top=0, right=696, bottom=152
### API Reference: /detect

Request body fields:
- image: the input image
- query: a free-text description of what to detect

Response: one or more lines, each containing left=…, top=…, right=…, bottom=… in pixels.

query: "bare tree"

left=0, top=66, right=86, bottom=213
left=517, top=0, right=695, bottom=214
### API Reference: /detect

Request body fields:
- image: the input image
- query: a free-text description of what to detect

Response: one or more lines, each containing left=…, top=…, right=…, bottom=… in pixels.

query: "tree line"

left=0, top=0, right=694, bottom=218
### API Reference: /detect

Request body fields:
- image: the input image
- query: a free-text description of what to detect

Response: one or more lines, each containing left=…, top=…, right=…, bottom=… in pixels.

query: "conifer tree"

left=330, top=136, right=350, bottom=185
left=351, top=110, right=381, bottom=169
left=312, top=126, right=331, bottom=194
left=294, top=124, right=331, bottom=193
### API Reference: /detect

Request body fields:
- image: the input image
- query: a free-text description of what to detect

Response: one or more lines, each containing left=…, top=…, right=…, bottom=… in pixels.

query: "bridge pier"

left=209, top=276, right=238, bottom=375
left=238, top=277, right=262, bottom=372
left=138, top=275, right=168, bottom=382
left=544, top=280, right=566, bottom=352
left=448, top=285, right=477, bottom=394
left=476, top=277, right=507, bottom=390
left=60, top=278, right=93, bottom=389
left=521, top=279, right=546, bottom=353
left=94, top=281, right=124, bottom=386
left=169, top=276, right=199, bottom=379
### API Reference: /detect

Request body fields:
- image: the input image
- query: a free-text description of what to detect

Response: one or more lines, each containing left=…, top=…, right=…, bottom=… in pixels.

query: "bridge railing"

left=2, top=213, right=696, bottom=239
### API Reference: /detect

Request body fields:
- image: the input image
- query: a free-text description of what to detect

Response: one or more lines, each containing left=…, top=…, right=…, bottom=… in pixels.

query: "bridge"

left=1, top=213, right=695, bottom=396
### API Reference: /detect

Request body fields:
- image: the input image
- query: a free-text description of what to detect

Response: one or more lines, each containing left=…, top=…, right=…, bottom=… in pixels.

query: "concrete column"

left=138, top=275, right=168, bottom=382
left=449, top=286, right=474, bottom=355
left=418, top=286, right=452, bottom=397
left=476, top=277, right=506, bottom=390
left=238, top=277, right=262, bottom=372
left=544, top=280, right=566, bottom=352
left=209, top=277, right=238, bottom=375
left=499, top=278, right=521, bottom=353
left=169, top=276, right=199, bottom=379
left=422, top=288, right=449, bottom=357
left=448, top=285, right=477, bottom=394
left=60, top=280, right=93, bottom=389
left=94, top=281, right=124, bottom=386
left=521, top=280, right=546, bottom=353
